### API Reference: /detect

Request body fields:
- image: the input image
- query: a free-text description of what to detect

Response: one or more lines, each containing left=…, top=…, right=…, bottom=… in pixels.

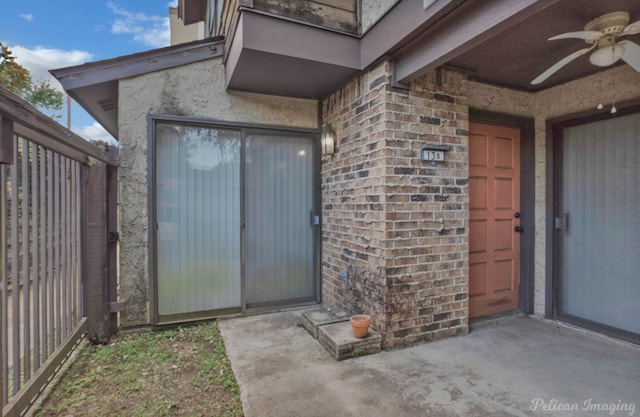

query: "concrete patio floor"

left=218, top=309, right=639, bottom=417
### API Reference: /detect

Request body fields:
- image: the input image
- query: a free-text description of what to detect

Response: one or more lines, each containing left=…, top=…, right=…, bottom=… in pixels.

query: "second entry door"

left=469, top=122, right=521, bottom=318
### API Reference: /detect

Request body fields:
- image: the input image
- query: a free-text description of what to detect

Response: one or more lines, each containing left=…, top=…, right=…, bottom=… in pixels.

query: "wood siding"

left=221, top=0, right=358, bottom=38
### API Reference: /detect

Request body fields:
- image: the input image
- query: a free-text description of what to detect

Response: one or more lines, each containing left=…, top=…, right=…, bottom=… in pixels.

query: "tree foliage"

left=0, top=42, right=63, bottom=117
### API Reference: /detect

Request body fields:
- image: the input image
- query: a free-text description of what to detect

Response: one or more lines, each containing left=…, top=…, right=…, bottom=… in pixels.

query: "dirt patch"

left=34, top=322, right=244, bottom=416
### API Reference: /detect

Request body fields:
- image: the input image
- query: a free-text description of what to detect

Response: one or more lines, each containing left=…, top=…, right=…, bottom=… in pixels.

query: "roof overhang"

left=51, top=38, right=223, bottom=139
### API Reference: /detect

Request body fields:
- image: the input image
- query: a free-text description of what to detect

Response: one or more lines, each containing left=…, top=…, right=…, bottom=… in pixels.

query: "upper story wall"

left=360, top=0, right=399, bottom=33
left=218, top=0, right=358, bottom=38
left=255, top=0, right=358, bottom=32
left=170, top=7, right=205, bottom=45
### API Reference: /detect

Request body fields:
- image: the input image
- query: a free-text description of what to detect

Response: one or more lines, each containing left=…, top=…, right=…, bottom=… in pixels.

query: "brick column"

left=322, top=61, right=470, bottom=349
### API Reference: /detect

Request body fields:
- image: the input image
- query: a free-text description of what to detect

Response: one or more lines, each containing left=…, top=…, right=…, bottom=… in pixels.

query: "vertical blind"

left=245, top=134, right=316, bottom=307
left=560, top=112, right=640, bottom=334
left=156, top=124, right=241, bottom=316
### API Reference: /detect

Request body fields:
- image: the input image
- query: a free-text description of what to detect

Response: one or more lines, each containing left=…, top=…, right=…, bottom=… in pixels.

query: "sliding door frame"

left=548, top=103, right=640, bottom=344
left=148, top=114, right=321, bottom=324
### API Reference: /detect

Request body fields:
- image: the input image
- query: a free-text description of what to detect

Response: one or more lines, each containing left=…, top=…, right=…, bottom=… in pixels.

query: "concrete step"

left=301, top=306, right=348, bottom=338
left=301, top=307, right=382, bottom=360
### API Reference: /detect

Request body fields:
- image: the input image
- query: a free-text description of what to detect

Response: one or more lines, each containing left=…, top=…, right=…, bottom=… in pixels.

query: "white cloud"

left=168, top=0, right=178, bottom=7
left=19, top=13, right=34, bottom=22
left=107, top=2, right=170, bottom=48
left=73, top=122, right=117, bottom=145
left=7, top=44, right=93, bottom=91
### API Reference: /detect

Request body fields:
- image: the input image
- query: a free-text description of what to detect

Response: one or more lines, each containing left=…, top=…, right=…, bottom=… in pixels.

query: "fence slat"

left=10, top=136, right=19, bottom=395
left=20, top=138, right=31, bottom=381
left=54, top=154, right=61, bottom=348
left=76, top=163, right=82, bottom=326
left=61, top=157, right=68, bottom=338
left=70, top=162, right=76, bottom=328
left=1, top=165, right=8, bottom=405
left=31, top=144, right=40, bottom=371
left=40, top=147, right=47, bottom=363
left=47, top=149, right=54, bottom=356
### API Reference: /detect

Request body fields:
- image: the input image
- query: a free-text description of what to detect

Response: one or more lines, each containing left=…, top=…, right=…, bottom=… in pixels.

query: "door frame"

left=147, top=114, right=322, bottom=325
left=469, top=109, right=535, bottom=315
left=548, top=103, right=640, bottom=344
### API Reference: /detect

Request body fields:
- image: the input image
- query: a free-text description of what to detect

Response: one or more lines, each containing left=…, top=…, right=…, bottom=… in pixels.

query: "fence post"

left=0, top=115, right=13, bottom=164
left=106, top=146, right=119, bottom=335
left=0, top=114, right=11, bottom=407
left=83, top=159, right=110, bottom=342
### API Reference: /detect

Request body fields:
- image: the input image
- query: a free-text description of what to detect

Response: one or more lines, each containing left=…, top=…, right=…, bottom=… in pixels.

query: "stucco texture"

left=361, top=0, right=399, bottom=32
left=117, top=57, right=317, bottom=326
left=463, top=65, right=640, bottom=315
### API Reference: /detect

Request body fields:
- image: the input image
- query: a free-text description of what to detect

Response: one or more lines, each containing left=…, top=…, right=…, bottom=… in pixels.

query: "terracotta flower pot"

left=350, top=314, right=371, bottom=338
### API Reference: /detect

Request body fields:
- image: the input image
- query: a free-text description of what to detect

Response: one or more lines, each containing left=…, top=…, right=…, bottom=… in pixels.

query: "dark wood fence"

left=0, top=86, right=118, bottom=417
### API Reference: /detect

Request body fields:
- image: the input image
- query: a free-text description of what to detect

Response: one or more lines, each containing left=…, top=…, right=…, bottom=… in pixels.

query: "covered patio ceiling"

left=441, top=0, right=640, bottom=91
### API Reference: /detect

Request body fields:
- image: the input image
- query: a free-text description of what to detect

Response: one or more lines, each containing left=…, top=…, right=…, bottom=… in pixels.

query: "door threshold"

left=469, top=310, right=525, bottom=330
left=244, top=300, right=320, bottom=316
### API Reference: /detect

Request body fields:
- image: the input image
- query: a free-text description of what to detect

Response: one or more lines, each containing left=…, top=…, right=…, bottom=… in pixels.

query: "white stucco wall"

left=464, top=65, right=640, bottom=316
left=118, top=57, right=318, bottom=326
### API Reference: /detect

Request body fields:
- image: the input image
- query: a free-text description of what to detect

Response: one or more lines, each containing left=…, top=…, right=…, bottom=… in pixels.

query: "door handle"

left=514, top=211, right=521, bottom=218
left=310, top=211, right=320, bottom=227
left=514, top=226, right=523, bottom=233
left=554, top=213, right=569, bottom=232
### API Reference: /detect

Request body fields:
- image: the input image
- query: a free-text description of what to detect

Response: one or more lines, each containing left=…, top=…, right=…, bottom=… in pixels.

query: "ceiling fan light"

left=589, top=44, right=625, bottom=67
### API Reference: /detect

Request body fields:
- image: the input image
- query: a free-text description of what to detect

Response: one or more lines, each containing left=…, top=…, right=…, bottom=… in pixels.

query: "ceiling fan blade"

left=531, top=45, right=596, bottom=85
left=549, top=31, right=603, bottom=41
left=622, top=19, right=640, bottom=35
left=619, top=40, right=640, bottom=72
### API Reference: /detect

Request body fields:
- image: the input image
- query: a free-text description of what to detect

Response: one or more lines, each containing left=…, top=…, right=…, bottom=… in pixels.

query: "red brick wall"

left=322, top=61, right=470, bottom=349
left=321, top=62, right=389, bottom=332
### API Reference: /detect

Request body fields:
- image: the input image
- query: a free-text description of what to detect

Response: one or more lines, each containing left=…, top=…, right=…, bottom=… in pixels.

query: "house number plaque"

left=420, top=144, right=449, bottom=164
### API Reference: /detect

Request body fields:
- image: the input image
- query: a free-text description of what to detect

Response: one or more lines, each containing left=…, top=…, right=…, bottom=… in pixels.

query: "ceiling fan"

left=531, top=11, right=640, bottom=85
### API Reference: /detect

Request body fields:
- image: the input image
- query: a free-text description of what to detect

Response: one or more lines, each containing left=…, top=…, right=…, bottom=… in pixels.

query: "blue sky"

left=1, top=1, right=178, bottom=143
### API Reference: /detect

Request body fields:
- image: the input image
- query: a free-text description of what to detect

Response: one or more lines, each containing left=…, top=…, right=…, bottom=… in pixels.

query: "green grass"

left=34, top=322, right=244, bottom=417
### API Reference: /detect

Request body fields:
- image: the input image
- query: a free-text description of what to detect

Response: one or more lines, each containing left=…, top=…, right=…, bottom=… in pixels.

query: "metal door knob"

left=514, top=225, right=523, bottom=233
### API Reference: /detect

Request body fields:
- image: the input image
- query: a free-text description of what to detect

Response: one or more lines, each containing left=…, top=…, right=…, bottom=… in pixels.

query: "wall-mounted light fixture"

left=321, top=124, right=336, bottom=155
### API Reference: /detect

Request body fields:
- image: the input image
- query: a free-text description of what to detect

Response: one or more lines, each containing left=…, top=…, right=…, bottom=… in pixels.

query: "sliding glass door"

left=154, top=121, right=318, bottom=322
left=245, top=133, right=317, bottom=308
left=557, top=112, right=640, bottom=338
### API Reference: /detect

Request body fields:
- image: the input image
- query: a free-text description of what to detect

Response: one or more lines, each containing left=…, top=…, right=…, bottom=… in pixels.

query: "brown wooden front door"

left=469, top=122, right=521, bottom=318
